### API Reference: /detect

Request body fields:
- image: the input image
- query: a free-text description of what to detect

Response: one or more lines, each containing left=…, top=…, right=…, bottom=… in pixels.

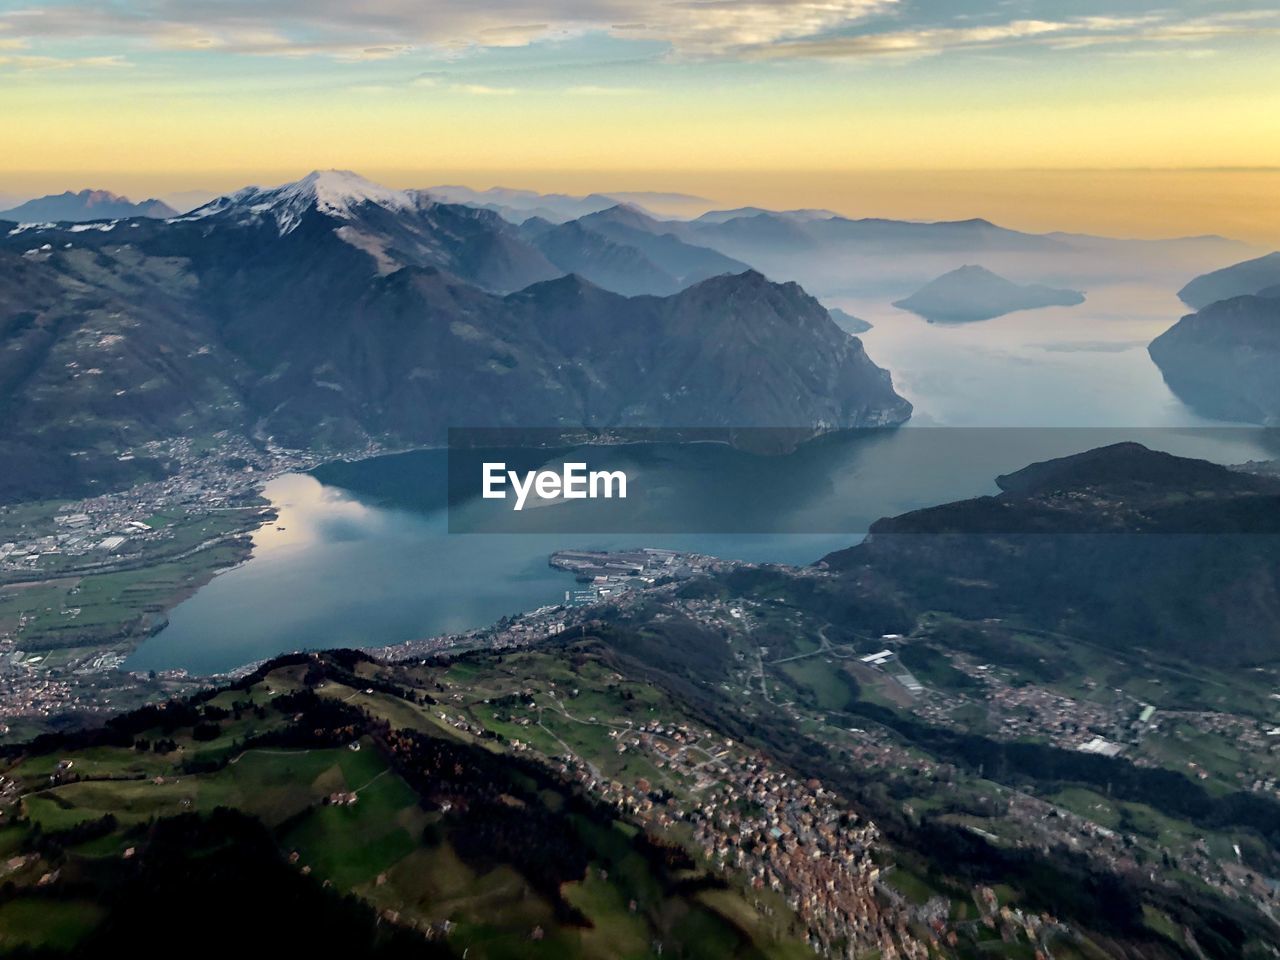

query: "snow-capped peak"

left=280, top=170, right=413, bottom=218
left=178, top=170, right=415, bottom=235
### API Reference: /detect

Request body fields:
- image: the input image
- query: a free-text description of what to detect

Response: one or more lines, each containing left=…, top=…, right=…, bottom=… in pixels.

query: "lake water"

left=124, top=280, right=1279, bottom=675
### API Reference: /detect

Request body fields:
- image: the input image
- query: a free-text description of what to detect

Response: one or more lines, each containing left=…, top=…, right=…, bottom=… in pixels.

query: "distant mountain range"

left=431, top=187, right=1255, bottom=300
left=693, top=206, right=840, bottom=224
left=0, top=170, right=910, bottom=500
left=892, top=265, right=1085, bottom=322
left=12, top=181, right=1253, bottom=302
left=423, top=185, right=710, bottom=223
left=0, top=189, right=177, bottom=222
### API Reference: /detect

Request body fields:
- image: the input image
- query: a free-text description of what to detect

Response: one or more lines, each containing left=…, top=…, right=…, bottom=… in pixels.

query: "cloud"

left=1050, top=13, right=1280, bottom=49
left=748, top=10, right=1280, bottom=60
left=610, top=0, right=897, bottom=55
left=0, top=2, right=1276, bottom=64
left=0, top=0, right=895, bottom=59
left=452, top=83, right=518, bottom=95
left=565, top=84, right=641, bottom=95
left=0, top=50, right=130, bottom=70
left=750, top=18, right=1073, bottom=58
left=334, top=45, right=413, bottom=62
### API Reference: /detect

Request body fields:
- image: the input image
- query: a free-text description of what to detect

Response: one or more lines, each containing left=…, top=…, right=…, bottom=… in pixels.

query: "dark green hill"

left=821, top=443, right=1280, bottom=665
left=0, top=649, right=815, bottom=958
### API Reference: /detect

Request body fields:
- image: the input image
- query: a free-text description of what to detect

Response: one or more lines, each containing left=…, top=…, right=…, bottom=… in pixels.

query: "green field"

left=0, top=505, right=260, bottom=663
left=777, top=656, right=859, bottom=712
left=0, top=899, right=105, bottom=952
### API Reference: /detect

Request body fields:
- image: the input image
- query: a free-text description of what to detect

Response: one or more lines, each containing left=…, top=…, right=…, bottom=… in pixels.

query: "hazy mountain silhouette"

left=1178, top=251, right=1280, bottom=309
left=892, top=265, right=1084, bottom=322
left=0, top=189, right=177, bottom=222
left=1149, top=289, right=1280, bottom=424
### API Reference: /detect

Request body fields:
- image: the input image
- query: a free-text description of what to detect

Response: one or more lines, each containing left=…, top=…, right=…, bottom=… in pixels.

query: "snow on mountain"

left=180, top=170, right=415, bottom=234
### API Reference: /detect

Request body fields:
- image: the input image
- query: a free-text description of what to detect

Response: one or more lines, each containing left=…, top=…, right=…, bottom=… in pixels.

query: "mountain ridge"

left=0, top=189, right=177, bottom=223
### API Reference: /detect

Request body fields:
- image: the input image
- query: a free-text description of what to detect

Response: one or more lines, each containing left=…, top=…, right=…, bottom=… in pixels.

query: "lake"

left=124, top=280, right=1279, bottom=675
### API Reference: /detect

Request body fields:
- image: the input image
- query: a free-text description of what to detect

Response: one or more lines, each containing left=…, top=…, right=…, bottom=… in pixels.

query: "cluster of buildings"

left=688, top=761, right=927, bottom=960
left=372, top=603, right=574, bottom=665
left=0, top=433, right=296, bottom=577
left=373, top=547, right=758, bottom=667
left=915, top=649, right=1279, bottom=802
left=538, top=702, right=932, bottom=958
left=916, top=654, right=1142, bottom=754
left=968, top=885, right=1066, bottom=952
left=1153, top=707, right=1280, bottom=796
left=0, top=670, right=78, bottom=722
left=549, top=548, right=736, bottom=593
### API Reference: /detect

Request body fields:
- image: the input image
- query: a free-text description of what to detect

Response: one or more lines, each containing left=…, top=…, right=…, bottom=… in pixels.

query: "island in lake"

left=893, top=264, right=1085, bottom=323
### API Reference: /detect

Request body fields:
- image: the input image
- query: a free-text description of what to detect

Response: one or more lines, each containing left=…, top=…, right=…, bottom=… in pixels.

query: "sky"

left=2, top=0, right=1279, bottom=242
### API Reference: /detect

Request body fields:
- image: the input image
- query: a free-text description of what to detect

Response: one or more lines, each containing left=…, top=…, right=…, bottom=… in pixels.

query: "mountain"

left=546, top=208, right=1070, bottom=266
left=694, top=207, right=839, bottom=224
left=185, top=175, right=733, bottom=297
left=423, top=184, right=622, bottom=223
left=822, top=442, right=1280, bottom=665
left=523, top=219, right=689, bottom=296
left=0, top=189, right=177, bottom=222
left=539, top=207, right=1251, bottom=302
left=892, top=264, right=1085, bottom=322
left=540, top=207, right=1126, bottom=301
left=687, top=214, right=1068, bottom=261
left=826, top=307, right=872, bottom=333
left=518, top=207, right=748, bottom=296
left=1177, top=251, right=1280, bottom=309
left=568, top=206, right=749, bottom=289
left=416, top=193, right=1250, bottom=299
left=423, top=185, right=710, bottom=223
left=602, top=190, right=711, bottom=218
left=1148, top=289, right=1280, bottom=424
left=0, top=171, right=910, bottom=499
left=177, top=170, right=562, bottom=293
